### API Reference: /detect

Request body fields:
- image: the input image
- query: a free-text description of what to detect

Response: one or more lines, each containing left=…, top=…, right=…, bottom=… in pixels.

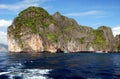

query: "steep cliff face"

left=7, top=30, right=44, bottom=52
left=7, top=6, right=115, bottom=53
left=114, top=35, right=120, bottom=51
left=97, top=26, right=114, bottom=51
left=52, top=12, right=114, bottom=52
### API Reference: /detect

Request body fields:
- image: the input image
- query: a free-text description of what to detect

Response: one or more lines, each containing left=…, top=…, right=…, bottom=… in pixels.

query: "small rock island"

left=7, top=6, right=120, bottom=53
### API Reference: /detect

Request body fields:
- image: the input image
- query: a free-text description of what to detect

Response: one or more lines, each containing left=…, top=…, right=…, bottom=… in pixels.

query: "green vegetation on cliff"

left=46, top=32, right=58, bottom=43
left=14, top=6, right=55, bottom=34
left=7, top=6, right=117, bottom=52
left=117, top=43, right=120, bottom=50
left=93, top=30, right=105, bottom=45
left=116, top=35, right=120, bottom=51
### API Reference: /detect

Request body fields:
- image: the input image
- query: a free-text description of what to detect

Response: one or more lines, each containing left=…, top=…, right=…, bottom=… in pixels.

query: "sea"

left=0, top=52, right=120, bottom=79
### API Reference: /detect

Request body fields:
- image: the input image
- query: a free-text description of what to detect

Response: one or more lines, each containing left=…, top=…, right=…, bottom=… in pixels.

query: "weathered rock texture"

left=7, top=6, right=119, bottom=53
left=114, top=35, right=120, bottom=52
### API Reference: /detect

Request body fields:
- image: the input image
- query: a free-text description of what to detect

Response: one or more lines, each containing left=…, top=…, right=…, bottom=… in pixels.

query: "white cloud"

left=0, top=31, right=7, bottom=44
left=0, top=19, right=12, bottom=27
left=0, top=0, right=51, bottom=11
left=112, top=26, right=120, bottom=36
left=65, top=10, right=102, bottom=17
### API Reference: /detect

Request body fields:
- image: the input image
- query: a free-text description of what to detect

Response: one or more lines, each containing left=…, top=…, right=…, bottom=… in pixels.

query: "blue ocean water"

left=0, top=52, right=120, bottom=79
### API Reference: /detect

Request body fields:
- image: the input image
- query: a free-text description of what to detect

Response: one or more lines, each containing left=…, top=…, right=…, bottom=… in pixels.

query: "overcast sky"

left=0, top=0, right=120, bottom=44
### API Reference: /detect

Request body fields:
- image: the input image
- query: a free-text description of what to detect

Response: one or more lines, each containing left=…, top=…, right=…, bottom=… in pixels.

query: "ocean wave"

left=0, top=72, right=10, bottom=75
left=0, top=62, right=52, bottom=79
left=0, top=69, right=52, bottom=79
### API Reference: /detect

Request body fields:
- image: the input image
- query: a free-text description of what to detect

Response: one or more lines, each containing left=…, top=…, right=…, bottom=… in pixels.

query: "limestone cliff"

left=7, top=6, right=116, bottom=53
left=114, top=35, right=120, bottom=52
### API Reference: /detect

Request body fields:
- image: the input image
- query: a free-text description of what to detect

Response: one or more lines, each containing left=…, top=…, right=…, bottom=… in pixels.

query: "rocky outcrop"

left=114, top=35, right=120, bottom=52
left=7, top=6, right=118, bottom=53
left=8, top=31, right=44, bottom=52
left=98, top=26, right=114, bottom=50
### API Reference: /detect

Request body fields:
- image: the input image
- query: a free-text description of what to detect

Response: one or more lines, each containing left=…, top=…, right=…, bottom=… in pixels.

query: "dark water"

left=0, top=52, right=120, bottom=79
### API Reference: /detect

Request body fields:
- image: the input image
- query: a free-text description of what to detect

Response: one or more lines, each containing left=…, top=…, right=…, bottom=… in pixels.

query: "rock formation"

left=7, top=6, right=119, bottom=53
left=114, top=35, right=120, bottom=52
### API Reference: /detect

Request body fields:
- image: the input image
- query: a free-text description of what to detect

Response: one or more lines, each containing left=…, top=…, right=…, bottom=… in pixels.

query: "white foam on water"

left=0, top=63, right=24, bottom=76
left=0, top=72, right=10, bottom=75
left=8, top=62, right=24, bottom=70
left=0, top=62, right=52, bottom=79
left=7, top=69, right=52, bottom=79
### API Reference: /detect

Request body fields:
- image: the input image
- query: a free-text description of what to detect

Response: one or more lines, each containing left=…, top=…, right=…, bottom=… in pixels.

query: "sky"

left=0, top=0, right=120, bottom=44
